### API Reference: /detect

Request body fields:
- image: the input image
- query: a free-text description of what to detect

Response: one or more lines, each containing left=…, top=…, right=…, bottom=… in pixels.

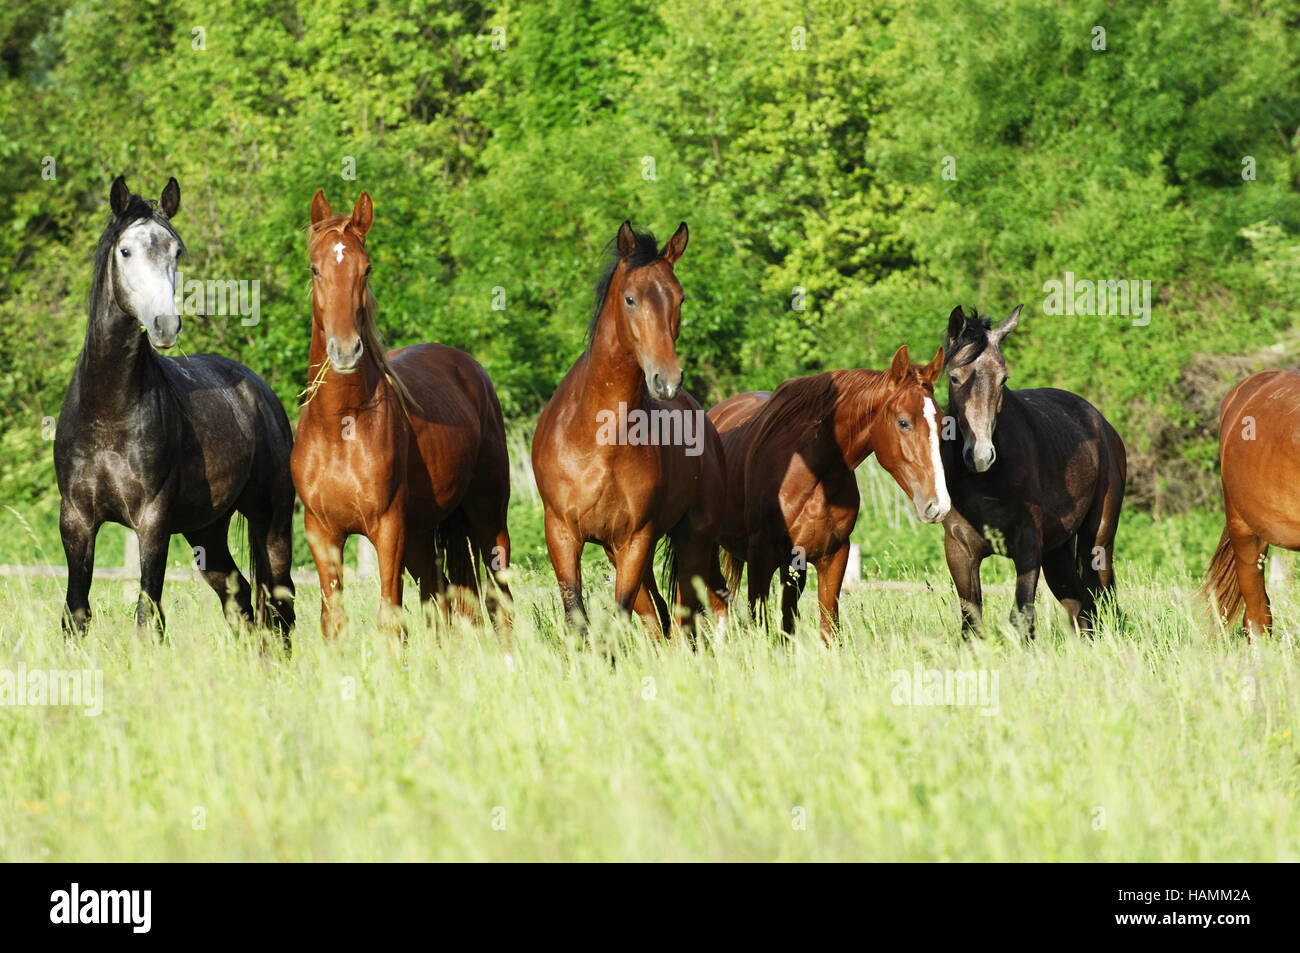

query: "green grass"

left=1, top=553, right=1297, bottom=861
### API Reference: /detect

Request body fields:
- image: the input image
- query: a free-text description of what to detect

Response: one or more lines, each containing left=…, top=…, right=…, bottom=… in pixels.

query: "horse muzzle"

left=646, top=368, right=683, bottom=403
left=145, top=314, right=182, bottom=350
left=964, top=441, right=997, bottom=473
left=915, top=497, right=950, bottom=524
left=327, top=336, right=365, bottom=374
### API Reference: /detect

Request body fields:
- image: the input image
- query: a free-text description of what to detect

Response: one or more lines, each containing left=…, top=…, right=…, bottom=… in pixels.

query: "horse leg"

left=668, top=526, right=718, bottom=639
left=612, top=529, right=662, bottom=641
left=1076, top=491, right=1121, bottom=633
left=59, top=501, right=98, bottom=635
left=544, top=509, right=586, bottom=630
left=1040, top=541, right=1086, bottom=635
left=401, top=527, right=441, bottom=628
left=134, top=516, right=171, bottom=637
left=184, top=516, right=254, bottom=629
left=1008, top=540, right=1042, bottom=639
left=746, top=539, right=778, bottom=632
left=602, top=543, right=667, bottom=636
left=304, top=510, right=346, bottom=639
left=779, top=565, right=807, bottom=637
left=813, top=543, right=851, bottom=644
left=1227, top=513, right=1270, bottom=639
left=261, top=504, right=296, bottom=644
left=457, top=494, right=516, bottom=643
left=371, top=513, right=406, bottom=638
left=943, top=529, right=985, bottom=636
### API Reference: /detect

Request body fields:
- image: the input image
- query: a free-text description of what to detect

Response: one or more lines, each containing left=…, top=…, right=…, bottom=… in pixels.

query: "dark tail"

left=1203, top=527, right=1242, bottom=624
left=657, top=535, right=678, bottom=633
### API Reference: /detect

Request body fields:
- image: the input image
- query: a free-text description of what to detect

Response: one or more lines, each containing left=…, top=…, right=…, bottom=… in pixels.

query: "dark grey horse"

left=54, top=176, right=295, bottom=641
left=940, top=305, right=1126, bottom=637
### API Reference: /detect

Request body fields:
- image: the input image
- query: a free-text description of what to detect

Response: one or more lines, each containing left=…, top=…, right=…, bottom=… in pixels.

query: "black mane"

left=945, top=306, right=994, bottom=367
left=586, top=227, right=660, bottom=348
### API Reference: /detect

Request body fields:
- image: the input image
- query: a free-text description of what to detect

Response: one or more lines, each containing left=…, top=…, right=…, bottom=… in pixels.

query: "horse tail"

left=1203, top=527, right=1242, bottom=624
left=720, top=548, right=743, bottom=597
left=655, top=535, right=678, bottom=635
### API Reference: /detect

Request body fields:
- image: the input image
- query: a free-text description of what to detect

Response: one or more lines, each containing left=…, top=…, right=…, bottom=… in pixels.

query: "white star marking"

left=333, top=242, right=346, bottom=263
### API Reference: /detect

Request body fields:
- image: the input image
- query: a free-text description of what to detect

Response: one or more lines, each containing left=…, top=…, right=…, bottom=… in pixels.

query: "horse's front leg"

left=543, top=508, right=586, bottom=631
left=305, top=510, right=346, bottom=639
left=813, top=543, right=851, bottom=644
left=371, top=511, right=406, bottom=639
left=613, top=528, right=663, bottom=641
left=60, top=502, right=98, bottom=636
left=944, top=522, right=987, bottom=638
left=1009, top=541, right=1042, bottom=639
left=134, top=517, right=172, bottom=637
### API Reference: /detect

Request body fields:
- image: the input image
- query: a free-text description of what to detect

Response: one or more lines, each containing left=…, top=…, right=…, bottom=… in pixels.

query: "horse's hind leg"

left=184, top=516, right=254, bottom=628
left=1077, top=487, right=1123, bottom=632
left=1041, top=541, right=1086, bottom=634
left=779, top=566, right=807, bottom=637
left=1227, top=513, right=1270, bottom=639
left=603, top=544, right=668, bottom=636
left=59, top=501, right=99, bottom=635
left=247, top=509, right=295, bottom=647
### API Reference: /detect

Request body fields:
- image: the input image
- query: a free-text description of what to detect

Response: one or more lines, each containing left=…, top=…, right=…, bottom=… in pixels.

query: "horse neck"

left=301, top=314, right=392, bottom=432
left=829, top=369, right=895, bottom=469
left=579, top=304, right=647, bottom=413
left=75, top=281, right=156, bottom=409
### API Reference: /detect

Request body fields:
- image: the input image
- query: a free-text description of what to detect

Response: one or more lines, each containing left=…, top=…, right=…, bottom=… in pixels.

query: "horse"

left=531, top=222, right=727, bottom=640
left=940, top=305, right=1127, bottom=638
left=54, top=176, right=296, bottom=641
left=290, top=190, right=513, bottom=642
left=1204, top=368, right=1300, bottom=639
left=708, top=346, right=949, bottom=642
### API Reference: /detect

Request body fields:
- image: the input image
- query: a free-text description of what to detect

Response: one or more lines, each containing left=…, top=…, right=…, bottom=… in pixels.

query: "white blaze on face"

left=923, top=396, right=951, bottom=515
left=116, top=219, right=180, bottom=346
left=333, top=241, right=346, bottom=263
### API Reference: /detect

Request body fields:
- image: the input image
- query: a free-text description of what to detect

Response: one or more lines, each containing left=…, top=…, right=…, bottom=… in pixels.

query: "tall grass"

left=0, top=559, right=1296, bottom=861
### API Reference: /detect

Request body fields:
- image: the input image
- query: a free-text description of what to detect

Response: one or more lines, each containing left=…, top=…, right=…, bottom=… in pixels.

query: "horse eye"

left=311, top=266, right=320, bottom=277
left=624, top=295, right=635, bottom=306
left=948, top=374, right=958, bottom=385
left=897, top=418, right=911, bottom=431
left=120, top=248, right=131, bottom=258
left=365, top=264, right=372, bottom=276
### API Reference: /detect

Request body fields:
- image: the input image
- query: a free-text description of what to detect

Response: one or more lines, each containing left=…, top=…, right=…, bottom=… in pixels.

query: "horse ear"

left=159, top=177, right=180, bottom=218
left=616, top=220, right=638, bottom=258
left=661, top=222, right=689, bottom=264
left=989, top=304, right=1023, bottom=344
left=888, top=345, right=911, bottom=384
left=918, top=345, right=944, bottom=385
left=110, top=176, right=130, bottom=216
left=310, top=189, right=332, bottom=225
left=349, top=192, right=374, bottom=239
left=945, top=305, right=966, bottom=344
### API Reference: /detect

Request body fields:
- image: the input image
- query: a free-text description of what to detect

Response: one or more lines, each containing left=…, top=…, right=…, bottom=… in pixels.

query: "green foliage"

left=2, top=0, right=1299, bottom=529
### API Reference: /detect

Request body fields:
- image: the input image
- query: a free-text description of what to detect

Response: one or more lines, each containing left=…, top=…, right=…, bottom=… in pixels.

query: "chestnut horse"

left=709, top=346, right=950, bottom=641
left=291, top=190, right=513, bottom=639
left=531, top=222, right=727, bottom=638
left=940, top=305, right=1126, bottom=638
left=1205, top=368, right=1300, bottom=639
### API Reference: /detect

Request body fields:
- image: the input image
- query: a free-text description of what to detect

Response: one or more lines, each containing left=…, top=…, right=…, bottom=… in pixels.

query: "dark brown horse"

left=531, top=222, right=727, bottom=638
left=291, top=190, right=513, bottom=641
left=1204, top=368, right=1300, bottom=639
left=709, top=346, right=949, bottom=641
left=940, top=305, right=1126, bottom=637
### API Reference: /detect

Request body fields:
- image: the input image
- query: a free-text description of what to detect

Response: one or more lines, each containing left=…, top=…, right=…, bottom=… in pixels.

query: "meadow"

left=1, top=464, right=1295, bottom=862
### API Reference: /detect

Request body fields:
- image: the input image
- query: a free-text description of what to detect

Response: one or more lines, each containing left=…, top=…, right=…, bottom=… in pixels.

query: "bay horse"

left=291, top=190, right=513, bottom=641
left=1204, top=368, right=1300, bottom=639
left=708, top=346, right=949, bottom=642
left=55, top=176, right=296, bottom=640
left=531, top=222, right=727, bottom=639
left=940, top=305, right=1126, bottom=637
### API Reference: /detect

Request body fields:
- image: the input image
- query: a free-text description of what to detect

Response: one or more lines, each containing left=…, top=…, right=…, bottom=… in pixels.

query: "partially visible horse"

left=290, top=190, right=513, bottom=641
left=709, top=346, right=949, bottom=641
left=55, top=176, right=296, bottom=640
left=940, top=305, right=1126, bottom=637
left=1204, top=368, right=1300, bottom=639
left=531, top=222, right=727, bottom=639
